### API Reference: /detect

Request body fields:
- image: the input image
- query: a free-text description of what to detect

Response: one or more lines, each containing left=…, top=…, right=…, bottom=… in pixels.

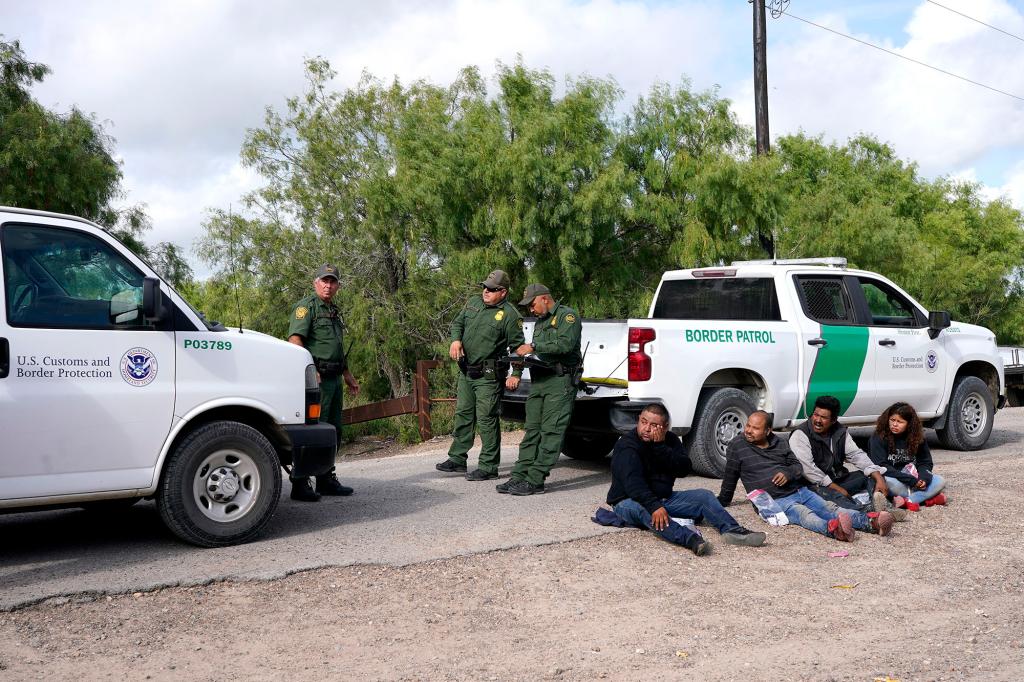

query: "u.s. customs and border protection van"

left=0, top=207, right=337, bottom=546
left=501, top=258, right=1006, bottom=477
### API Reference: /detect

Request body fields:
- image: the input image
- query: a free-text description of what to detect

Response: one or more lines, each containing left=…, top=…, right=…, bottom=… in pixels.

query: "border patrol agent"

left=498, top=283, right=582, bottom=496
left=436, top=270, right=525, bottom=480
left=287, top=263, right=360, bottom=502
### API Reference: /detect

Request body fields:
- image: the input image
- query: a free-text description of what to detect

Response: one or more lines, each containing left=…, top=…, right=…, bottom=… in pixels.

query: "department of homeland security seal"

left=120, top=347, right=158, bottom=387
left=926, top=350, right=939, bottom=373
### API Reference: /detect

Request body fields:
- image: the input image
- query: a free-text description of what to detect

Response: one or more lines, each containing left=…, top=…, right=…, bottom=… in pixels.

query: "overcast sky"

left=4, top=0, right=1023, bottom=276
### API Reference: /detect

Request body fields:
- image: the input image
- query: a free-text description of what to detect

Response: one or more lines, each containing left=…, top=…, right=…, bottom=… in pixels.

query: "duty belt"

left=315, top=359, right=344, bottom=377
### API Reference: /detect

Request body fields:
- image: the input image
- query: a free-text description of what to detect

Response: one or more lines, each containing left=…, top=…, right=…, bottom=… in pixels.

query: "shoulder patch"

left=494, top=310, right=505, bottom=321
left=565, top=313, right=576, bottom=324
left=517, top=319, right=524, bottom=328
left=295, top=306, right=308, bottom=320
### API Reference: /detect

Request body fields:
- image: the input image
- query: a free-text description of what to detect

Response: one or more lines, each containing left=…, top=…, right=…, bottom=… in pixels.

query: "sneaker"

left=924, top=492, right=948, bottom=507
left=496, top=478, right=520, bottom=494
left=868, top=511, right=894, bottom=536
left=435, top=459, right=467, bottom=473
left=903, top=499, right=921, bottom=512
left=290, top=478, right=320, bottom=502
left=508, top=479, right=545, bottom=496
left=466, top=469, right=498, bottom=481
left=721, top=528, right=767, bottom=547
left=873, top=491, right=908, bottom=523
left=826, top=513, right=856, bottom=542
left=690, top=539, right=712, bottom=556
left=316, top=472, right=354, bottom=496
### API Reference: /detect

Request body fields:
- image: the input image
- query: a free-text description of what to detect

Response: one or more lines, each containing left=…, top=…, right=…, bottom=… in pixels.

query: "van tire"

left=937, top=376, right=994, bottom=451
left=689, top=388, right=755, bottom=478
left=561, top=433, right=619, bottom=461
left=157, top=421, right=282, bottom=548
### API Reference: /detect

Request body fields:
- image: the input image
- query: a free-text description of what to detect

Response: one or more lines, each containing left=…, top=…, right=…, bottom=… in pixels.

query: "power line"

left=781, top=10, right=1024, bottom=103
left=925, top=0, right=1024, bottom=44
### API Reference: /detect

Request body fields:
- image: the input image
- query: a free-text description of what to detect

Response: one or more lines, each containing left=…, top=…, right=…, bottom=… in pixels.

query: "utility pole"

left=753, top=0, right=770, bottom=156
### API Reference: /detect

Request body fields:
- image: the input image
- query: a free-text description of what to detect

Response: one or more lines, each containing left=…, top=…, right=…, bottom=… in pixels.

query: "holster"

left=315, top=359, right=343, bottom=378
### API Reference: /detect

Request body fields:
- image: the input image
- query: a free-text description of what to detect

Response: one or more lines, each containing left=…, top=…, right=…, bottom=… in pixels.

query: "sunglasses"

left=483, top=286, right=506, bottom=293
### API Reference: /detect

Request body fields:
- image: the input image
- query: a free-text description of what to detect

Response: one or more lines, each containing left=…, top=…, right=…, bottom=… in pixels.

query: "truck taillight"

left=628, top=327, right=656, bottom=381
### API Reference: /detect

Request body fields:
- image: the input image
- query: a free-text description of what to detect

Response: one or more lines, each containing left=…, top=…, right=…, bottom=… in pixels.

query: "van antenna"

left=229, top=204, right=243, bottom=334
left=772, top=226, right=778, bottom=264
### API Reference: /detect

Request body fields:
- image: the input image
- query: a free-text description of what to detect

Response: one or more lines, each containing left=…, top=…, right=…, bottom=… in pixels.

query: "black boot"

left=316, top=472, right=354, bottom=496
left=290, top=477, right=320, bottom=502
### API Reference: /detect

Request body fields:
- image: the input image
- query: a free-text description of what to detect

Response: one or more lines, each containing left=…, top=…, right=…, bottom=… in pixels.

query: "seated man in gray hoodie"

left=789, top=396, right=906, bottom=522
left=717, top=411, right=893, bottom=542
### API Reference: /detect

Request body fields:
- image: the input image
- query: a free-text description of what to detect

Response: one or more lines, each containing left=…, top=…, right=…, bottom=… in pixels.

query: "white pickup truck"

left=0, top=206, right=337, bottom=546
left=502, top=258, right=1005, bottom=477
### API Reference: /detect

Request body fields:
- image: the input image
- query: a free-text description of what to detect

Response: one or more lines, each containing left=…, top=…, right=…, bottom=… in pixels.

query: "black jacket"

left=606, top=430, right=692, bottom=515
left=717, top=433, right=805, bottom=507
left=868, top=434, right=935, bottom=487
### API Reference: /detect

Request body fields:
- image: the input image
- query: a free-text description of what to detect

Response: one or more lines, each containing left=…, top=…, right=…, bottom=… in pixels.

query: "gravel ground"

left=1, top=413, right=1023, bottom=681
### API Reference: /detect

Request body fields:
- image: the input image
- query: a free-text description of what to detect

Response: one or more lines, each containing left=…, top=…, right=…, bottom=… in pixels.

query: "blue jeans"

left=885, top=474, right=945, bottom=505
left=613, top=489, right=743, bottom=547
left=775, top=487, right=871, bottom=536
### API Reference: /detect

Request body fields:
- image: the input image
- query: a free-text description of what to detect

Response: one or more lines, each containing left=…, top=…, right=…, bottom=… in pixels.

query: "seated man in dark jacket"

left=717, top=411, right=894, bottom=542
left=605, top=403, right=766, bottom=556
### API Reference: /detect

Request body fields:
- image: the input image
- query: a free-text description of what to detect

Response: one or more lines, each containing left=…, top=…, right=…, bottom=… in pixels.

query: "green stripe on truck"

left=801, top=324, right=870, bottom=418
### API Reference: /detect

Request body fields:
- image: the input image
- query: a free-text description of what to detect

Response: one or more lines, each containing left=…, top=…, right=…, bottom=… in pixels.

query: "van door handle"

left=878, top=338, right=896, bottom=347
left=807, top=338, right=828, bottom=347
left=0, top=337, right=8, bottom=378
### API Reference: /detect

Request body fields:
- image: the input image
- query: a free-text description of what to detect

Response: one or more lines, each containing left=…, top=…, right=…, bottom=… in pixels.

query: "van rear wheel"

left=157, top=421, right=281, bottom=547
left=688, top=388, right=755, bottom=478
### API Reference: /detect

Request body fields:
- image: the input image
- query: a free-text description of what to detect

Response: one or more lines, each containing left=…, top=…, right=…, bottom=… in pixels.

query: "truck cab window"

left=2, top=224, right=151, bottom=330
left=859, top=278, right=922, bottom=327
left=652, top=278, right=781, bottom=320
left=795, top=277, right=855, bottom=324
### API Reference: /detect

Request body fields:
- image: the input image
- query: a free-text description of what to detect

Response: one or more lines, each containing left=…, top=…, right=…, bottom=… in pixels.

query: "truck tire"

left=157, top=421, right=282, bottom=548
left=937, top=376, right=994, bottom=451
left=561, top=432, right=619, bottom=461
left=688, top=388, right=755, bottom=478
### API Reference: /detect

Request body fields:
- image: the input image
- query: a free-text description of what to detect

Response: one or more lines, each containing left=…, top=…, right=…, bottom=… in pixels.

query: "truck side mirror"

left=142, top=277, right=165, bottom=322
left=927, top=310, right=950, bottom=339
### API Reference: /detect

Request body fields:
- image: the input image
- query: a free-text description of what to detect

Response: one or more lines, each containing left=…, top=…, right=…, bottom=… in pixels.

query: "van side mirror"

left=142, top=277, right=165, bottom=322
left=927, top=310, right=950, bottom=339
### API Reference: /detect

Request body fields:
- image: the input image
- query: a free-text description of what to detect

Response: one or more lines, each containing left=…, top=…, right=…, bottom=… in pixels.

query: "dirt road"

left=2, top=411, right=1023, bottom=681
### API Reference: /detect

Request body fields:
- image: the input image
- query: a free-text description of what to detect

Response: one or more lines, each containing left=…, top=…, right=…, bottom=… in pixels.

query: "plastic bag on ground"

left=746, top=489, right=789, bottom=526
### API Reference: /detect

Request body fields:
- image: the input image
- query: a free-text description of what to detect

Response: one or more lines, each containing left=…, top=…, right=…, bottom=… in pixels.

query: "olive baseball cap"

left=315, top=264, right=340, bottom=281
left=518, top=283, right=551, bottom=306
left=480, top=269, right=510, bottom=290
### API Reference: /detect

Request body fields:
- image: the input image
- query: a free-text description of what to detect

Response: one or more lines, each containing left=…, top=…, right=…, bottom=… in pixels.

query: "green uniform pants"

left=447, top=373, right=503, bottom=474
left=511, top=373, right=575, bottom=486
left=320, top=374, right=343, bottom=440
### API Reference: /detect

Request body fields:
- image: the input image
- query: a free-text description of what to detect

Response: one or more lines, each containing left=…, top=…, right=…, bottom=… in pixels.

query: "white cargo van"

left=503, top=258, right=1005, bottom=477
left=0, top=207, right=336, bottom=546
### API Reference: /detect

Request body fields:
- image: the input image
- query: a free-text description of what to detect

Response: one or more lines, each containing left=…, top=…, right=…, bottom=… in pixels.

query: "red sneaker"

left=867, top=511, right=894, bottom=536
left=924, top=492, right=947, bottom=507
left=827, top=513, right=856, bottom=542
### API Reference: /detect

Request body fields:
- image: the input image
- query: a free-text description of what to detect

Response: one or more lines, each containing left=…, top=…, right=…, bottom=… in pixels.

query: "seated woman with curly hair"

left=868, top=402, right=947, bottom=510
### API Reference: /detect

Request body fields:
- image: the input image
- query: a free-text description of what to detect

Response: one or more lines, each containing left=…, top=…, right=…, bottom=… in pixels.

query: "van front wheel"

left=157, top=421, right=282, bottom=547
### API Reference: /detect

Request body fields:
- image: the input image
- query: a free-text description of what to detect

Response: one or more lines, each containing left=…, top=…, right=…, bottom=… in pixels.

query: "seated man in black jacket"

left=605, top=403, right=766, bottom=556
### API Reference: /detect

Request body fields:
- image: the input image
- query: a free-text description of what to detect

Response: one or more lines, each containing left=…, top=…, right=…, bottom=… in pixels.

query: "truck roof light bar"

left=730, top=257, right=848, bottom=268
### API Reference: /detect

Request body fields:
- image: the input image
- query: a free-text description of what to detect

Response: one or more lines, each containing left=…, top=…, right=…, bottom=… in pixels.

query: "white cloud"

left=729, top=0, right=1024, bottom=184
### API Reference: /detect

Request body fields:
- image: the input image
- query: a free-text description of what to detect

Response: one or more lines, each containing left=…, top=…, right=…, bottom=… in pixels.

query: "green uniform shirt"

left=531, top=302, right=582, bottom=367
left=450, top=295, right=526, bottom=369
left=288, top=293, right=346, bottom=368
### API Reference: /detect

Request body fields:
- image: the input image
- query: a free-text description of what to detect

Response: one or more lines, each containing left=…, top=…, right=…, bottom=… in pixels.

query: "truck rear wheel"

left=157, top=421, right=282, bottom=547
left=688, top=388, right=755, bottom=478
left=561, top=433, right=619, bottom=461
left=937, top=376, right=994, bottom=451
